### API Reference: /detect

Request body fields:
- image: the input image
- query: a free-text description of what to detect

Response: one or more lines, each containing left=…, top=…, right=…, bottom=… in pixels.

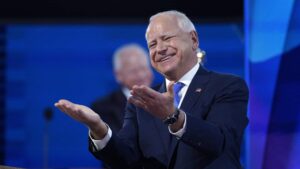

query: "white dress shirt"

left=166, top=63, right=199, bottom=137
left=122, top=87, right=131, bottom=100
left=90, top=63, right=200, bottom=150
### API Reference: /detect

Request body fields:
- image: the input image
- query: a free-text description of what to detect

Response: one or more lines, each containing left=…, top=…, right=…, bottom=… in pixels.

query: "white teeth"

left=160, top=56, right=171, bottom=62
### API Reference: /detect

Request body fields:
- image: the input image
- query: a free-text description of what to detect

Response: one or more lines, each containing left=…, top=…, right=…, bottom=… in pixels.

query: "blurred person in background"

left=91, top=43, right=153, bottom=134
left=91, top=44, right=153, bottom=169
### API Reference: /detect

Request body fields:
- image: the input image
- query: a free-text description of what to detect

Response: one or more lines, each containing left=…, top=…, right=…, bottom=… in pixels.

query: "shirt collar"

left=165, top=63, right=199, bottom=87
left=122, top=87, right=131, bottom=100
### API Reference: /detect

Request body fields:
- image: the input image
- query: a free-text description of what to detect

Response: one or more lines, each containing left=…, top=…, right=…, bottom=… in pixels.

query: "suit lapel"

left=180, top=65, right=211, bottom=113
left=167, top=66, right=211, bottom=168
left=151, top=65, right=211, bottom=167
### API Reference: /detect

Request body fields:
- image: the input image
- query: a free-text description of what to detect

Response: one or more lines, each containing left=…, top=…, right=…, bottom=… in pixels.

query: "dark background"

left=0, top=0, right=243, bottom=22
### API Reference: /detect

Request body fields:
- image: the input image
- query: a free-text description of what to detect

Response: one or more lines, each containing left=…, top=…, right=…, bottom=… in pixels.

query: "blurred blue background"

left=246, top=0, right=300, bottom=169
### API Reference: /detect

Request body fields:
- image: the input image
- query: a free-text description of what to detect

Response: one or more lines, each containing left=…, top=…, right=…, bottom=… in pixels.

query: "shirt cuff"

left=89, top=125, right=112, bottom=150
left=168, top=111, right=187, bottom=138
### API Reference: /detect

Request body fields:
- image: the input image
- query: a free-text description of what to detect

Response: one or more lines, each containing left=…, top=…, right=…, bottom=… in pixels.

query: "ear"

left=190, top=31, right=199, bottom=51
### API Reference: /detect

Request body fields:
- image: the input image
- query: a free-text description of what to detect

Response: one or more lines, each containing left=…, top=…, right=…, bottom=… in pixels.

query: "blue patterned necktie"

left=173, top=82, right=185, bottom=108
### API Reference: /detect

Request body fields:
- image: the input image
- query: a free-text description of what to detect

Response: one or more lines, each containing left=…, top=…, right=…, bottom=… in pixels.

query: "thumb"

left=167, top=81, right=175, bottom=97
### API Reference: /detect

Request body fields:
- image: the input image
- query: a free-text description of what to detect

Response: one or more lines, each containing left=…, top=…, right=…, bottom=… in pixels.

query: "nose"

left=156, top=41, right=167, bottom=54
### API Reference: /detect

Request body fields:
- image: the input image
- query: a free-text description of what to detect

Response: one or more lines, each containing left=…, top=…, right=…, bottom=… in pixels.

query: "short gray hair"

left=146, top=10, right=196, bottom=38
left=113, top=43, right=149, bottom=71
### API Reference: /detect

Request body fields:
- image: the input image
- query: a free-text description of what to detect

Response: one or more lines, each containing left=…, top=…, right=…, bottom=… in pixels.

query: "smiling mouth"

left=158, top=54, right=174, bottom=62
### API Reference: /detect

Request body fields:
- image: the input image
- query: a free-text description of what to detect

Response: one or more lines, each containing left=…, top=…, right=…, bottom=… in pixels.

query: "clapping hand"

left=54, top=99, right=108, bottom=139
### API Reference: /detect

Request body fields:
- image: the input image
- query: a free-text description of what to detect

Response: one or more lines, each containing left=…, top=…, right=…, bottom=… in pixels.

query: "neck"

left=165, top=60, right=198, bottom=82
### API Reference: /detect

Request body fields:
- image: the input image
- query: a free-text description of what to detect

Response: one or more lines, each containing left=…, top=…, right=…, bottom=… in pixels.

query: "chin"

left=159, top=67, right=177, bottom=78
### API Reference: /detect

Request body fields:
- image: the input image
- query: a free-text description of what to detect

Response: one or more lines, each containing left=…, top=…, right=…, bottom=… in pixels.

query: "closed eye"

left=164, top=36, right=175, bottom=41
left=148, top=42, right=156, bottom=48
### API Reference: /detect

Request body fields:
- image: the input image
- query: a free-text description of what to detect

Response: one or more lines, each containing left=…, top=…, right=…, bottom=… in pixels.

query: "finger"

left=139, top=85, right=160, bottom=98
left=55, top=99, right=70, bottom=110
left=130, top=89, right=158, bottom=113
left=130, top=89, right=147, bottom=103
left=55, top=99, right=79, bottom=117
left=132, top=85, right=159, bottom=102
left=131, top=94, right=147, bottom=104
left=167, top=81, right=175, bottom=97
left=55, top=103, right=67, bottom=113
left=131, top=86, right=148, bottom=98
left=59, top=99, right=75, bottom=113
left=59, top=99, right=75, bottom=106
left=60, top=103, right=84, bottom=121
left=128, top=96, right=148, bottom=110
left=55, top=100, right=68, bottom=113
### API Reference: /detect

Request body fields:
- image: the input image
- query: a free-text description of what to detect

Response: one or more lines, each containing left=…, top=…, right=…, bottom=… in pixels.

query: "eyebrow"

left=148, top=32, right=174, bottom=41
left=147, top=38, right=156, bottom=45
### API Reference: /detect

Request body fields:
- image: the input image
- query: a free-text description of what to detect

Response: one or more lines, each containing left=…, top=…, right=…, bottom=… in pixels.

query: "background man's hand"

left=54, top=99, right=108, bottom=139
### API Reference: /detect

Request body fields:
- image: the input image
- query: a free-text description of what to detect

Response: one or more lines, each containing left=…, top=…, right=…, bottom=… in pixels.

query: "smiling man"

left=55, top=10, right=249, bottom=169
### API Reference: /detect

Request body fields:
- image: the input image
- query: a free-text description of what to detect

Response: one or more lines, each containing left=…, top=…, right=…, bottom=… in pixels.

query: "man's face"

left=116, top=49, right=153, bottom=89
left=146, top=15, right=198, bottom=81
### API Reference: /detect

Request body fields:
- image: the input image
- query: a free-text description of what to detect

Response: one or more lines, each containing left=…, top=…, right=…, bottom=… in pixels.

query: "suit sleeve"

left=88, top=103, right=142, bottom=169
left=180, top=77, right=249, bottom=158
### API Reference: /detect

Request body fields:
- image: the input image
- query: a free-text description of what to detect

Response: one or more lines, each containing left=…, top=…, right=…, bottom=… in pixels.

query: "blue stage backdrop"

left=5, top=23, right=244, bottom=168
left=245, top=0, right=300, bottom=169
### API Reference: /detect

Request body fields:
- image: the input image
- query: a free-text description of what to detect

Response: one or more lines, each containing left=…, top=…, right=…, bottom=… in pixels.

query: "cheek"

left=149, top=50, right=156, bottom=60
left=150, top=60, right=156, bottom=69
left=150, top=54, right=156, bottom=66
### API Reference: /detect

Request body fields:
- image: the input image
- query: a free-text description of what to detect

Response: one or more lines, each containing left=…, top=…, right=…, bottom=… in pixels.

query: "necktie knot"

left=173, top=82, right=185, bottom=107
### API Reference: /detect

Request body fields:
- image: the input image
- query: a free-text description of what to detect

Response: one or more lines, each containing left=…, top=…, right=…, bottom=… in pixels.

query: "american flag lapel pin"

left=195, top=88, right=202, bottom=93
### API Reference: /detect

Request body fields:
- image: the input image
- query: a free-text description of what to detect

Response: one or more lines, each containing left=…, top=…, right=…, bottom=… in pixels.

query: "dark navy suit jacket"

left=89, top=65, right=249, bottom=169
